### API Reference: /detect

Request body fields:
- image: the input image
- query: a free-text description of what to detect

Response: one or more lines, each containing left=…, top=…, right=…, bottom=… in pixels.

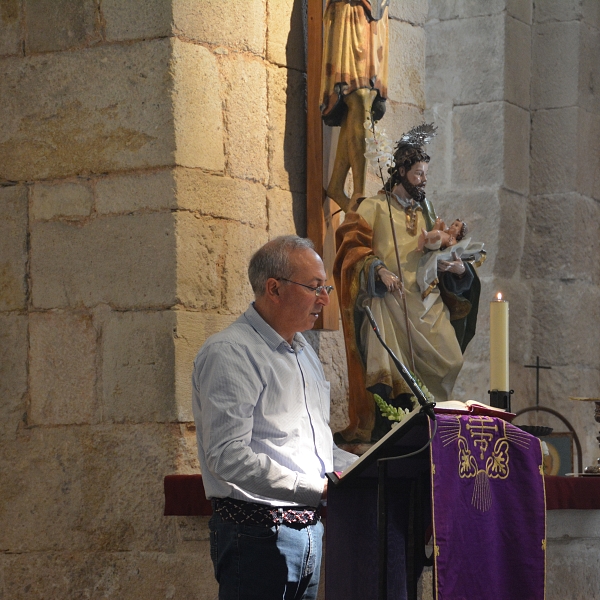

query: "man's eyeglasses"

left=277, top=278, right=334, bottom=297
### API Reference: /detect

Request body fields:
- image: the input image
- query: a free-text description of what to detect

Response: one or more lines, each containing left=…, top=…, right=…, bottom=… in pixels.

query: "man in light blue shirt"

left=192, top=235, right=356, bottom=600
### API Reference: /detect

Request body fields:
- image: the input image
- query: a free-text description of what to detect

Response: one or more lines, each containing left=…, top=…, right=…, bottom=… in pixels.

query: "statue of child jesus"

left=417, top=218, right=467, bottom=251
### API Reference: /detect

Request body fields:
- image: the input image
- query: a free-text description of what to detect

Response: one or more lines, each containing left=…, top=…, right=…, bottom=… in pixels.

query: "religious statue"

left=333, top=124, right=482, bottom=443
left=417, top=218, right=467, bottom=251
left=320, top=0, right=389, bottom=212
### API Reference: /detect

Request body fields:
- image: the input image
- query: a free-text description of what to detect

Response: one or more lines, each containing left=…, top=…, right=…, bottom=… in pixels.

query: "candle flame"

left=496, top=292, right=503, bottom=301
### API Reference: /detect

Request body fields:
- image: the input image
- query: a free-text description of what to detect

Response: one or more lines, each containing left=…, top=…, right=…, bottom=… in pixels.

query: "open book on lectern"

left=327, top=406, right=428, bottom=486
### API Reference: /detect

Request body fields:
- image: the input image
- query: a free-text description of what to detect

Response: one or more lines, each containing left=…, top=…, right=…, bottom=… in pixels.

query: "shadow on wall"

left=285, top=0, right=309, bottom=237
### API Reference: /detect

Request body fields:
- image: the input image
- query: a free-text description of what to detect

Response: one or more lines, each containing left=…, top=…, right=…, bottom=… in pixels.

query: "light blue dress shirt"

left=192, top=303, right=357, bottom=508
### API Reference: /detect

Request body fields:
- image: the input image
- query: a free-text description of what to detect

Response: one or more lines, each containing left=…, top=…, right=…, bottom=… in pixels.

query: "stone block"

left=505, top=16, right=532, bottom=109
left=0, top=314, right=28, bottom=436
left=534, top=0, right=584, bottom=23
left=102, top=0, right=172, bottom=42
left=503, top=103, right=530, bottom=194
left=96, top=169, right=177, bottom=214
left=31, top=180, right=93, bottom=220
left=176, top=515, right=211, bottom=542
left=452, top=102, right=505, bottom=189
left=546, top=539, right=600, bottom=600
left=389, top=0, right=428, bottom=24
left=25, top=0, right=99, bottom=53
left=426, top=14, right=504, bottom=105
left=31, top=212, right=177, bottom=309
left=532, top=21, right=581, bottom=110
left=0, top=0, right=21, bottom=56
left=222, top=221, right=268, bottom=314
left=1, top=549, right=216, bottom=600
left=427, top=0, right=505, bottom=21
left=174, top=168, right=267, bottom=227
left=306, top=328, right=350, bottom=433
left=173, top=422, right=202, bottom=473
left=579, top=23, right=600, bottom=114
left=101, top=310, right=178, bottom=423
left=218, top=53, right=268, bottom=182
left=523, top=193, right=599, bottom=283
left=0, top=424, right=180, bottom=553
left=0, top=39, right=174, bottom=181
left=172, top=39, right=225, bottom=172
left=577, top=109, right=600, bottom=201
left=174, top=213, right=225, bottom=310
left=530, top=107, right=579, bottom=195
left=378, top=101, right=424, bottom=152
left=174, top=312, right=209, bottom=423
left=172, top=0, right=266, bottom=55
left=494, top=188, right=528, bottom=279
left=29, top=311, right=98, bottom=425
left=530, top=280, right=600, bottom=369
left=267, top=65, right=306, bottom=193
left=266, top=0, right=305, bottom=70
left=388, top=21, right=425, bottom=108
left=0, top=185, right=27, bottom=310
left=507, top=0, right=533, bottom=24
left=267, top=187, right=305, bottom=238
left=548, top=508, right=600, bottom=539
left=423, top=102, right=452, bottom=193
left=583, top=0, right=600, bottom=28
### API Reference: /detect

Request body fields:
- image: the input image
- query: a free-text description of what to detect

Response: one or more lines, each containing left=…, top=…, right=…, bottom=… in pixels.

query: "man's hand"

left=321, top=481, right=328, bottom=500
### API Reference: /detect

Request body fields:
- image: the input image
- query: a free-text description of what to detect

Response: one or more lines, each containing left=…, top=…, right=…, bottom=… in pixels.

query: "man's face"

left=278, top=249, right=330, bottom=335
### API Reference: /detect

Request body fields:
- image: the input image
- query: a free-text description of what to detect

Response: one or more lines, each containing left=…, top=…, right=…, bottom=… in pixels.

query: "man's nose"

left=316, top=291, right=331, bottom=306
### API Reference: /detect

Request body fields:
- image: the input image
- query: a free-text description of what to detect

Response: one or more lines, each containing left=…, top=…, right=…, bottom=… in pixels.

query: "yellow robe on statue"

left=334, top=193, right=465, bottom=442
left=358, top=195, right=463, bottom=400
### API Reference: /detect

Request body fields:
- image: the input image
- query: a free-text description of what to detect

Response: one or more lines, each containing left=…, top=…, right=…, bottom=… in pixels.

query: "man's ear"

left=399, top=166, right=406, bottom=177
left=264, top=277, right=281, bottom=301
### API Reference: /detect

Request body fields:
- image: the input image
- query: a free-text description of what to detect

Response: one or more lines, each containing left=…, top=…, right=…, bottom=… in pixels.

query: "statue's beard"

left=399, top=176, right=426, bottom=203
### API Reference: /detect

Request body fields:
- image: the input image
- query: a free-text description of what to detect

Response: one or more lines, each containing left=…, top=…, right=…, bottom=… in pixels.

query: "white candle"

left=490, top=293, right=509, bottom=390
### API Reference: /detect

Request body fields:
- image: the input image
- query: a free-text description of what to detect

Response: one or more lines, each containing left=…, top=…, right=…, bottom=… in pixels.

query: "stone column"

left=0, top=0, right=298, bottom=597
left=425, top=0, right=600, bottom=466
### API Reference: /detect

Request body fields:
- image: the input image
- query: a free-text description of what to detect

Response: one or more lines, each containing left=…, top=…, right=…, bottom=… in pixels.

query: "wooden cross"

left=306, top=0, right=340, bottom=331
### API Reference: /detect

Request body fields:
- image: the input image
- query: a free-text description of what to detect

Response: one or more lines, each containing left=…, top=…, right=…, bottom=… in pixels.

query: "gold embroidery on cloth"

left=439, top=416, right=531, bottom=512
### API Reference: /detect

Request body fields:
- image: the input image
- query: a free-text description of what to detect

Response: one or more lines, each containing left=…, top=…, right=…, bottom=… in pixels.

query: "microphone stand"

left=364, top=305, right=436, bottom=421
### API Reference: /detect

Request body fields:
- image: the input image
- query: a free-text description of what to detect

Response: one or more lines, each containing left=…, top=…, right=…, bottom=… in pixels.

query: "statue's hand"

left=378, top=267, right=402, bottom=293
left=438, top=253, right=465, bottom=275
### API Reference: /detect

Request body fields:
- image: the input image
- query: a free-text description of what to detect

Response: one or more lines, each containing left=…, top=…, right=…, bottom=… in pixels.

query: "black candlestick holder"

left=488, top=389, right=514, bottom=412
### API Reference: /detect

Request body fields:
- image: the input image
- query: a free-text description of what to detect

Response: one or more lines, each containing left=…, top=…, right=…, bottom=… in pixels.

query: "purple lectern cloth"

left=430, top=414, right=546, bottom=600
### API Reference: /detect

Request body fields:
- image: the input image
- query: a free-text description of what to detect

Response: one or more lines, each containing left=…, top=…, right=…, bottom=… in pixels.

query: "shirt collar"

left=243, top=303, right=307, bottom=353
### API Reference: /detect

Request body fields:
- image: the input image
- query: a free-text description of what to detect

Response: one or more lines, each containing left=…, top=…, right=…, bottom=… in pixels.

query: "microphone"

left=363, top=305, right=436, bottom=421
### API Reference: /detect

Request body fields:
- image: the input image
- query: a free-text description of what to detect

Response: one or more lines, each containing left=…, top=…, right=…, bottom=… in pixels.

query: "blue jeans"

left=209, top=513, right=324, bottom=600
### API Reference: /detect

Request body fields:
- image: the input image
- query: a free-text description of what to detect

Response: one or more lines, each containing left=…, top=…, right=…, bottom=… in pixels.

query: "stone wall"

left=8, top=0, right=595, bottom=598
left=425, top=0, right=600, bottom=470
left=0, top=0, right=429, bottom=598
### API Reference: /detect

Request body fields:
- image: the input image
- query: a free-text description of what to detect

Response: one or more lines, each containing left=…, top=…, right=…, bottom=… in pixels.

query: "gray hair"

left=248, top=235, right=316, bottom=296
